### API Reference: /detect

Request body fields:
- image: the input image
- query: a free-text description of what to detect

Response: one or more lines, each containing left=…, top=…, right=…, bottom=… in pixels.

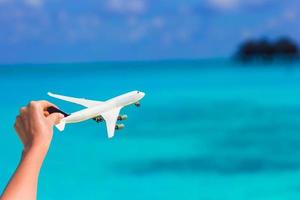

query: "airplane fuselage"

left=63, top=91, right=144, bottom=124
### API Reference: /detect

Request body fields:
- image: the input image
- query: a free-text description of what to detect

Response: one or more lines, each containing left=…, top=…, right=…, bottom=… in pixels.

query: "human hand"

left=14, top=101, right=64, bottom=156
left=0, top=101, right=64, bottom=200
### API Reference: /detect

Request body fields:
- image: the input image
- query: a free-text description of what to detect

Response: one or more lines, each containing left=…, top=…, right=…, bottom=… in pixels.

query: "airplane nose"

left=140, top=92, right=145, bottom=97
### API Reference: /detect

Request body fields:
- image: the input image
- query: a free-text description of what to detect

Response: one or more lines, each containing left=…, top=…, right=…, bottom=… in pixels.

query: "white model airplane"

left=47, top=91, right=145, bottom=138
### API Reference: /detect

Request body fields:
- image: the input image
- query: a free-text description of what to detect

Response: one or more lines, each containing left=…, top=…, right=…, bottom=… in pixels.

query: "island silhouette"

left=235, top=37, right=299, bottom=62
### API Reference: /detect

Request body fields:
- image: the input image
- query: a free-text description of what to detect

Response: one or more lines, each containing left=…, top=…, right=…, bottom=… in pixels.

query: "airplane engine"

left=118, top=115, right=128, bottom=121
left=134, top=102, right=140, bottom=107
left=115, top=124, right=125, bottom=130
left=93, top=116, right=103, bottom=123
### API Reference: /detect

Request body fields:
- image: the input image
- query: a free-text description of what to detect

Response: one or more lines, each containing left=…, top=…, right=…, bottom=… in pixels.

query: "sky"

left=0, top=0, right=299, bottom=63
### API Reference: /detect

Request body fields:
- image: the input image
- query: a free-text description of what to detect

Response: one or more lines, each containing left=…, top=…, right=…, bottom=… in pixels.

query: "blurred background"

left=1, top=0, right=300, bottom=199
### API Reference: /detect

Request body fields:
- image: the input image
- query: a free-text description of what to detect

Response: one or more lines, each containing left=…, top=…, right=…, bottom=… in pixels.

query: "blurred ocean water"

left=1, top=59, right=300, bottom=199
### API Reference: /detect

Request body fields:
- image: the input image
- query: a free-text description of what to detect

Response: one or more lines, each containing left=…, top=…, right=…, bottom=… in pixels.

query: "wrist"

left=24, top=137, right=51, bottom=154
left=18, top=145, right=47, bottom=177
left=22, top=144, right=49, bottom=161
left=21, top=148, right=47, bottom=169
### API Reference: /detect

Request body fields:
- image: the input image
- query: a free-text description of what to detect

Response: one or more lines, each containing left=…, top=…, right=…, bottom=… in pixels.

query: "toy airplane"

left=47, top=91, right=145, bottom=138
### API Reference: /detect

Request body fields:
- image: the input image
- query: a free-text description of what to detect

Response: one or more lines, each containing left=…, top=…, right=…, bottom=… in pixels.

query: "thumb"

left=47, top=113, right=64, bottom=125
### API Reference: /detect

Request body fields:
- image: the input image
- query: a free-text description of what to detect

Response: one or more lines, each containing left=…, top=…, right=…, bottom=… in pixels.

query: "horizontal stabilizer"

left=56, top=120, right=66, bottom=131
left=48, top=92, right=102, bottom=107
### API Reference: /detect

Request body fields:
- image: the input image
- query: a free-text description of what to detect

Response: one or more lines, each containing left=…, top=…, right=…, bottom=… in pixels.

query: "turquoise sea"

left=1, top=59, right=300, bottom=199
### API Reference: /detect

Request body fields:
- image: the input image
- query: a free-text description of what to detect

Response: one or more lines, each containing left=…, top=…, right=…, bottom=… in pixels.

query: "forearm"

left=1, top=147, right=47, bottom=200
left=1, top=100, right=61, bottom=200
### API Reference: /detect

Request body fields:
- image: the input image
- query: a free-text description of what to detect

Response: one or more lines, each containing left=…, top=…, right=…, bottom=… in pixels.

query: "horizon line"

left=0, top=57, right=229, bottom=66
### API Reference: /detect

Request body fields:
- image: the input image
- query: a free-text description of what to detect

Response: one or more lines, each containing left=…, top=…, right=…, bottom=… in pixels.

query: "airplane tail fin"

left=56, top=120, right=66, bottom=131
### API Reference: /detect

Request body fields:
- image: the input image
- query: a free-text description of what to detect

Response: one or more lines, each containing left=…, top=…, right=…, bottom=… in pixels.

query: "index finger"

left=26, top=100, right=58, bottom=123
left=37, top=100, right=58, bottom=110
left=27, top=100, right=58, bottom=115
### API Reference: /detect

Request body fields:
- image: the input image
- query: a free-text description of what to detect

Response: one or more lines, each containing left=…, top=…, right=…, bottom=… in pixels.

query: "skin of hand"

left=15, top=101, right=64, bottom=155
left=1, top=101, right=64, bottom=200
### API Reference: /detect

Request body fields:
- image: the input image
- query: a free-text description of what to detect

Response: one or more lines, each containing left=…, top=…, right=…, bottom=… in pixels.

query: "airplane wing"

left=101, top=107, right=122, bottom=138
left=48, top=92, right=102, bottom=107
